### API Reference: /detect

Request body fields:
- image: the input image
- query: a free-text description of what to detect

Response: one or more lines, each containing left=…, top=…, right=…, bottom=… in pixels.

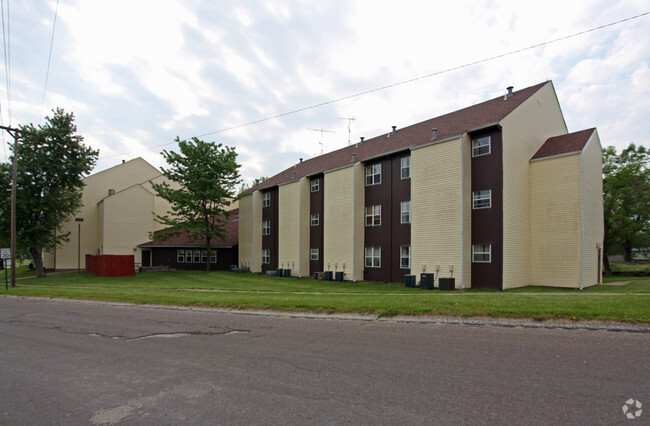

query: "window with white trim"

left=202, top=250, right=208, bottom=263
left=401, top=156, right=411, bottom=179
left=310, top=248, right=319, bottom=261
left=472, top=136, right=491, bottom=157
left=365, top=205, right=381, bottom=226
left=472, top=244, right=491, bottom=263
left=365, top=247, right=381, bottom=268
left=262, top=192, right=271, bottom=207
left=185, top=250, right=192, bottom=263
left=193, top=249, right=201, bottom=263
left=401, top=201, right=411, bottom=224
left=262, top=249, right=270, bottom=264
left=210, top=250, right=217, bottom=263
left=310, top=213, right=319, bottom=226
left=262, top=220, right=271, bottom=235
left=400, top=246, right=411, bottom=269
left=177, top=249, right=185, bottom=263
left=365, top=163, right=381, bottom=186
left=472, top=190, right=492, bottom=209
left=311, top=179, right=320, bottom=192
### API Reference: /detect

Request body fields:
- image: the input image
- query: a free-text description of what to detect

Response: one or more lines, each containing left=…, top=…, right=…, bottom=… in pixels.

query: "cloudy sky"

left=1, top=0, right=648, bottom=185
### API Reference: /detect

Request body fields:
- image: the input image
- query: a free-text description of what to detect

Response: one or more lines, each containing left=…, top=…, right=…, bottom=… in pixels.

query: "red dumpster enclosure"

left=85, top=255, right=134, bottom=277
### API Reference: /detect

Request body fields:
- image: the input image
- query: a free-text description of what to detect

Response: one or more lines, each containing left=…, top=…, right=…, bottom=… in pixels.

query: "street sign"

left=1, top=248, right=10, bottom=259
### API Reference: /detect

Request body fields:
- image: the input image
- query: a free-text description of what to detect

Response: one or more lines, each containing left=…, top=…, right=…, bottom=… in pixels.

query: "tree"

left=602, top=143, right=650, bottom=275
left=151, top=137, right=241, bottom=271
left=0, top=109, right=99, bottom=277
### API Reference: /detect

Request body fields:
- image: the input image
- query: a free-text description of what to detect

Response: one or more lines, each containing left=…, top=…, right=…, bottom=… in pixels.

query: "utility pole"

left=1, top=125, right=35, bottom=287
left=306, top=128, right=336, bottom=155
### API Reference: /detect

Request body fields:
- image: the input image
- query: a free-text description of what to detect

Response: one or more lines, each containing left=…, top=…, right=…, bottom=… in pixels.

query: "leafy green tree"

left=0, top=109, right=99, bottom=277
left=151, top=137, right=241, bottom=271
left=602, top=143, right=650, bottom=275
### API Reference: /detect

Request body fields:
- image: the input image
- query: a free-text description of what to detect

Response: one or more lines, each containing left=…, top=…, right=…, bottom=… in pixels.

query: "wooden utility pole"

left=1, top=125, right=34, bottom=287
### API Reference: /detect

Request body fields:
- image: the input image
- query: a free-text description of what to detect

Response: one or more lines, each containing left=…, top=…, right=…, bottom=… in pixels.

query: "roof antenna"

left=338, top=117, right=355, bottom=145
left=307, top=128, right=336, bottom=154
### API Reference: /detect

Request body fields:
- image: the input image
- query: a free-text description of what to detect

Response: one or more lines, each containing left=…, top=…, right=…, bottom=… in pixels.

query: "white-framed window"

left=400, top=246, right=411, bottom=269
left=472, top=244, right=491, bottom=263
left=262, top=192, right=271, bottom=207
left=365, top=205, right=381, bottom=226
left=185, top=250, right=193, bottom=263
left=193, top=249, right=201, bottom=263
left=177, top=249, right=185, bottom=263
left=310, top=213, right=319, bottom=226
left=210, top=250, right=217, bottom=264
left=262, top=249, right=270, bottom=264
left=401, top=201, right=411, bottom=224
left=311, top=179, right=320, bottom=192
left=401, top=156, right=411, bottom=179
left=202, top=250, right=208, bottom=263
left=310, top=248, right=319, bottom=261
left=365, top=247, right=381, bottom=268
left=262, top=220, right=270, bottom=235
left=366, top=163, right=381, bottom=186
left=472, top=136, right=491, bottom=157
left=472, top=190, right=492, bottom=209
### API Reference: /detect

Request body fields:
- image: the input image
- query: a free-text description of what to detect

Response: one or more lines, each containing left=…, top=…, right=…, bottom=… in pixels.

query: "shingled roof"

left=531, top=128, right=596, bottom=160
left=249, top=81, right=551, bottom=193
left=138, top=209, right=239, bottom=248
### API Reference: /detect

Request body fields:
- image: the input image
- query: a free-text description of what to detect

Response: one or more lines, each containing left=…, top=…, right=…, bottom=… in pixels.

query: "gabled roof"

left=137, top=209, right=239, bottom=248
left=249, top=81, right=551, bottom=193
left=531, top=128, right=596, bottom=160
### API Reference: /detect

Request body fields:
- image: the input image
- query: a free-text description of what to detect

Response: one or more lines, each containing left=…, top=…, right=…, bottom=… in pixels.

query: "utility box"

left=324, top=271, right=333, bottom=281
left=335, top=271, right=344, bottom=282
left=404, top=275, right=416, bottom=288
left=420, top=273, right=434, bottom=289
left=283, top=269, right=291, bottom=277
left=439, top=277, right=455, bottom=291
left=276, top=268, right=283, bottom=277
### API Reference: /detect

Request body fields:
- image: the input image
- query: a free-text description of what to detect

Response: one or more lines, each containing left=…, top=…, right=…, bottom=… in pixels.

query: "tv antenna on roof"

left=306, top=128, right=336, bottom=154
left=339, top=117, right=355, bottom=145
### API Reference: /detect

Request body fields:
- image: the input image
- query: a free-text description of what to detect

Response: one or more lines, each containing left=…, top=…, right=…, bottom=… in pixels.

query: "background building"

left=238, top=81, right=604, bottom=289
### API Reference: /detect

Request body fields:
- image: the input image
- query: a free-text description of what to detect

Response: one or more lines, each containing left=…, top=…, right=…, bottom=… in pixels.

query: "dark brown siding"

left=391, top=154, right=411, bottom=283
left=364, top=151, right=411, bottom=283
left=470, top=127, right=503, bottom=289
left=149, top=247, right=238, bottom=271
left=309, top=174, right=324, bottom=275
left=262, top=188, right=279, bottom=273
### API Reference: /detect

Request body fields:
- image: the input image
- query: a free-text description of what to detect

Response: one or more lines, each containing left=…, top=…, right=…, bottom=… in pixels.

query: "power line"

left=1, top=0, right=9, bottom=125
left=40, top=0, right=60, bottom=121
left=98, top=11, right=649, bottom=161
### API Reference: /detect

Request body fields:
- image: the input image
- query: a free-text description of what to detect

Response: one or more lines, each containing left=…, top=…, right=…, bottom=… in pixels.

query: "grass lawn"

left=2, top=270, right=649, bottom=323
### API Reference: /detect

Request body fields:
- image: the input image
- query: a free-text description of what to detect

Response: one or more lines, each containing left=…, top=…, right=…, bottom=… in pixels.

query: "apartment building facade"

left=238, top=81, right=604, bottom=289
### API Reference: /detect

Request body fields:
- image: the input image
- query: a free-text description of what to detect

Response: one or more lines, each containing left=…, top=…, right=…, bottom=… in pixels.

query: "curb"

left=4, top=295, right=649, bottom=333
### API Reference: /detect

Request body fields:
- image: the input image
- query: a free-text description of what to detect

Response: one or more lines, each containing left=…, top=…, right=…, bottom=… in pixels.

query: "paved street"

left=0, top=297, right=647, bottom=424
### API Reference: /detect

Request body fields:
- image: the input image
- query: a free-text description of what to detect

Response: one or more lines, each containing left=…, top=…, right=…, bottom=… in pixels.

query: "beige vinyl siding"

left=238, top=194, right=253, bottom=270
left=278, top=181, right=300, bottom=275
left=299, top=177, right=311, bottom=277
left=44, top=158, right=164, bottom=269
left=500, top=82, right=569, bottom=289
left=323, top=165, right=363, bottom=281
left=461, top=134, right=472, bottom=287
left=102, top=185, right=155, bottom=260
left=352, top=162, right=365, bottom=281
left=529, top=154, right=581, bottom=287
left=580, top=131, right=604, bottom=287
left=142, top=176, right=179, bottom=231
left=411, top=139, right=463, bottom=287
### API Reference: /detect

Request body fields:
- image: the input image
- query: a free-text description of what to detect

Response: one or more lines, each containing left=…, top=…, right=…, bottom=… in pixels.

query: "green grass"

left=3, top=270, right=649, bottom=323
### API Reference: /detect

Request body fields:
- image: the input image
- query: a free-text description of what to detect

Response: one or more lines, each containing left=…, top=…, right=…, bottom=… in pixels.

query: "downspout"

left=352, top=166, right=356, bottom=282
left=251, top=192, right=255, bottom=270
left=459, top=136, right=466, bottom=288
left=297, top=182, right=301, bottom=278
left=579, top=150, right=585, bottom=290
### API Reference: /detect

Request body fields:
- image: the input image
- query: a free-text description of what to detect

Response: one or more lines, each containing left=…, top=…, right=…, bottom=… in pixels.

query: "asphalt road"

left=0, top=297, right=647, bottom=425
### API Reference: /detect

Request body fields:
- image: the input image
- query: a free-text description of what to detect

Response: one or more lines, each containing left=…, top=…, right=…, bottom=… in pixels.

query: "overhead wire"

left=40, top=0, right=59, bottom=123
left=0, top=0, right=10, bottom=161
left=89, top=11, right=648, bottom=161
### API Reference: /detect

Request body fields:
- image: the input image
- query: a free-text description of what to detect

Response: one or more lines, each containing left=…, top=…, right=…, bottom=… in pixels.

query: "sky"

left=1, top=0, right=649, bottom=185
